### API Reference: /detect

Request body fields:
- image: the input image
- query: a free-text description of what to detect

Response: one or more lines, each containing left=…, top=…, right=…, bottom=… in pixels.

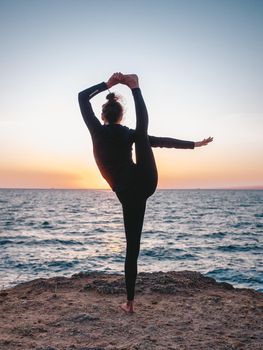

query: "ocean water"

left=0, top=189, right=262, bottom=291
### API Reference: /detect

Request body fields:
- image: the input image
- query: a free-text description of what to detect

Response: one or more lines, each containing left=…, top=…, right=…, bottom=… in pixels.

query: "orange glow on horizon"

left=0, top=164, right=108, bottom=189
left=1, top=141, right=262, bottom=190
left=1, top=153, right=262, bottom=190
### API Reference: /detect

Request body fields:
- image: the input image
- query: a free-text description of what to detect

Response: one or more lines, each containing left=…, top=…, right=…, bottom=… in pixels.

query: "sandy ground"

left=0, top=270, right=262, bottom=350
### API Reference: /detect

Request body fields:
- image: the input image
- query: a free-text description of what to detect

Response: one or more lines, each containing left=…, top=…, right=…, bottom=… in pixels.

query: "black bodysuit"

left=78, top=82, right=195, bottom=301
left=79, top=82, right=194, bottom=192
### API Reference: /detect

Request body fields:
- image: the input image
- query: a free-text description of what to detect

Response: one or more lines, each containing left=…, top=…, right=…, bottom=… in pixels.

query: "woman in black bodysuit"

left=78, top=73, right=213, bottom=313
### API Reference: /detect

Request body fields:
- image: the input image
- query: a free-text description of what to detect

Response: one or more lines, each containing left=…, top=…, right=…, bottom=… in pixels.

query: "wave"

left=217, top=244, right=262, bottom=253
left=0, top=238, right=84, bottom=246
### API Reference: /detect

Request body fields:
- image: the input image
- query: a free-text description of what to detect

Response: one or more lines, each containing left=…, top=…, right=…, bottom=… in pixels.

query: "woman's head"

left=102, top=93, right=123, bottom=124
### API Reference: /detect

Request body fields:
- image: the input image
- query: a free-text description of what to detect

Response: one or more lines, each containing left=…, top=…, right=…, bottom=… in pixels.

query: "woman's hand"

left=195, top=137, right=213, bottom=147
left=106, top=72, right=125, bottom=88
left=106, top=73, right=139, bottom=89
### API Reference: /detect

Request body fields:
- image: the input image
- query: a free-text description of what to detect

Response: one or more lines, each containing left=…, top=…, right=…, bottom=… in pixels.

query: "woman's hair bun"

left=106, top=92, right=118, bottom=102
left=102, top=92, right=124, bottom=124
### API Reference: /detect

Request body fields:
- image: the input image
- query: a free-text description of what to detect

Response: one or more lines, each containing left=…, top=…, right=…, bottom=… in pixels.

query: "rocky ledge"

left=0, top=270, right=262, bottom=350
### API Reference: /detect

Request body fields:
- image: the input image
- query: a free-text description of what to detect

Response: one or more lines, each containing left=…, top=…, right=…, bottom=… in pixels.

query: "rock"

left=79, top=270, right=236, bottom=296
left=70, top=313, right=100, bottom=322
left=1, top=270, right=262, bottom=350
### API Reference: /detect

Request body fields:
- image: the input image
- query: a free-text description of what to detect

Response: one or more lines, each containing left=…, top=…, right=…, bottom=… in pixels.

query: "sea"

left=0, top=189, right=262, bottom=292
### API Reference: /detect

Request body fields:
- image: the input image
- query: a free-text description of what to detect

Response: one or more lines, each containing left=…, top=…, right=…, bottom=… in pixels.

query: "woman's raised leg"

left=132, top=85, right=158, bottom=196
left=118, top=75, right=158, bottom=313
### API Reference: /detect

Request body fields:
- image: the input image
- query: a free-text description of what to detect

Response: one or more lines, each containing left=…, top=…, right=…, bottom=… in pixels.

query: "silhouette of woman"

left=78, top=73, right=213, bottom=313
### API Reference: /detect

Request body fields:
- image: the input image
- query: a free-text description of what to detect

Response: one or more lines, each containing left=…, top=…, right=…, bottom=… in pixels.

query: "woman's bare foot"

left=120, top=300, right=134, bottom=313
left=122, top=74, right=139, bottom=89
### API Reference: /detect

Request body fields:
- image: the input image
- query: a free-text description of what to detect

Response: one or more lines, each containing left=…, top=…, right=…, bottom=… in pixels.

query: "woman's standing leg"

left=122, top=199, right=146, bottom=301
left=117, top=189, right=147, bottom=313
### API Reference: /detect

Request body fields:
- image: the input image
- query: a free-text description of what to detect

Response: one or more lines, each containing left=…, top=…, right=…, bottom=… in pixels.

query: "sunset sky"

left=0, top=0, right=262, bottom=189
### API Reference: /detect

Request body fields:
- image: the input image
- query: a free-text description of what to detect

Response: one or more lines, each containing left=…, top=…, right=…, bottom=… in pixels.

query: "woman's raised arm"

left=78, top=82, right=108, bottom=134
left=78, top=73, right=125, bottom=133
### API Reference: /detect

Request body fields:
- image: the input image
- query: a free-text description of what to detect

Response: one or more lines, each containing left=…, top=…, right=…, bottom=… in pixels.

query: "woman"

left=78, top=73, right=213, bottom=313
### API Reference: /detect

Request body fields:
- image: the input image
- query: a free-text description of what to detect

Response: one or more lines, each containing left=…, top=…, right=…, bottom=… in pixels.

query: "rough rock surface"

left=0, top=270, right=262, bottom=349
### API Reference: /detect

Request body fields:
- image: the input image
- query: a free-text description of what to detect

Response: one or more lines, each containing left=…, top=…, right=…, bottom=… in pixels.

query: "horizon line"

left=1, top=186, right=263, bottom=191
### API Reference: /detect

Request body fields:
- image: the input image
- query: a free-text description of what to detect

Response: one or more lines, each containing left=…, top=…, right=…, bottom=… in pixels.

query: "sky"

left=0, top=0, right=263, bottom=189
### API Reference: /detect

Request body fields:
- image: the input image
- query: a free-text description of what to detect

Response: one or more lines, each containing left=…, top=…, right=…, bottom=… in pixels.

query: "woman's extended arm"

left=148, top=136, right=213, bottom=148
left=148, top=136, right=195, bottom=149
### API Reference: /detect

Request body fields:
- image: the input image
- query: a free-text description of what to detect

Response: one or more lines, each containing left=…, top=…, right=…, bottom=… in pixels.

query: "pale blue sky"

left=0, top=0, right=263, bottom=188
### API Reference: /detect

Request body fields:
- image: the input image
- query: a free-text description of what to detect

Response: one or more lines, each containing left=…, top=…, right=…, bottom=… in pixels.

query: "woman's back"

left=92, top=124, right=136, bottom=192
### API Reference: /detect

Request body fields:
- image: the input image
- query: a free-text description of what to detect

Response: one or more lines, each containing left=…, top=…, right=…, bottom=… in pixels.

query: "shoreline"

left=0, top=270, right=262, bottom=349
left=2, top=267, right=262, bottom=293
